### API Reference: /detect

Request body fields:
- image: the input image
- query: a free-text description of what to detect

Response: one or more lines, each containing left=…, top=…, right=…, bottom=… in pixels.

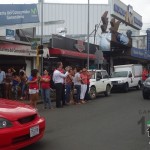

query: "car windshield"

left=111, top=71, right=128, bottom=78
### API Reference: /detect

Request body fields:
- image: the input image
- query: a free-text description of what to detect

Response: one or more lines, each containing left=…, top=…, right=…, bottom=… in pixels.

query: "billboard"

left=0, top=4, right=39, bottom=26
left=111, top=0, right=142, bottom=30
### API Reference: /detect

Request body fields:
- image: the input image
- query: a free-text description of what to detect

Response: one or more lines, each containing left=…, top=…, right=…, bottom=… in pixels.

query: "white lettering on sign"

left=0, top=43, right=36, bottom=57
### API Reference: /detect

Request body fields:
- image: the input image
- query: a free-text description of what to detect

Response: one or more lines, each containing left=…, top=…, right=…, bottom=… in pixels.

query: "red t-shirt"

left=142, top=70, right=148, bottom=81
left=29, top=77, right=39, bottom=90
left=80, top=73, right=88, bottom=84
left=41, top=75, right=51, bottom=89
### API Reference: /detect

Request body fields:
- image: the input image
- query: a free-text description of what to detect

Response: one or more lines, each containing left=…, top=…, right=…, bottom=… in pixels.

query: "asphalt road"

left=23, top=89, right=150, bottom=150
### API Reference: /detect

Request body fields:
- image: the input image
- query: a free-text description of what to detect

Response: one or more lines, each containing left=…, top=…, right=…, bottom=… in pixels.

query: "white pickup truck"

left=88, top=70, right=112, bottom=99
left=110, top=64, right=142, bottom=92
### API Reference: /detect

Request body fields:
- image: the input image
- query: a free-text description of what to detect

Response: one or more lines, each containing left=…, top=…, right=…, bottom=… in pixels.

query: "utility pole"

left=87, top=0, right=90, bottom=69
left=41, top=0, right=43, bottom=75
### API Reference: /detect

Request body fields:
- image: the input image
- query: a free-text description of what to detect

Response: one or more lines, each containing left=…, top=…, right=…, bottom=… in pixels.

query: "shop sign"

left=0, top=4, right=39, bottom=26
left=6, top=29, right=15, bottom=40
left=0, top=43, right=36, bottom=57
left=112, top=0, right=142, bottom=30
left=146, top=29, right=150, bottom=51
left=74, top=40, right=85, bottom=52
left=131, top=47, right=150, bottom=60
left=51, top=34, right=97, bottom=54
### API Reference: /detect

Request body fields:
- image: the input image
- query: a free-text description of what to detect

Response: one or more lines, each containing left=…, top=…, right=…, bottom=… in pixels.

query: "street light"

left=87, top=0, right=90, bottom=69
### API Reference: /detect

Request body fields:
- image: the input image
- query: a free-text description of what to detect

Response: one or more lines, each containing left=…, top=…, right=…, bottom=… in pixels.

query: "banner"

left=0, top=4, right=39, bottom=26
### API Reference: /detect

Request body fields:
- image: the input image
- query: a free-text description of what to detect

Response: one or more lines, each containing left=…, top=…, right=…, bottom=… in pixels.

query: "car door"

left=96, top=71, right=108, bottom=92
left=128, top=71, right=135, bottom=87
left=100, top=71, right=109, bottom=91
left=95, top=71, right=102, bottom=92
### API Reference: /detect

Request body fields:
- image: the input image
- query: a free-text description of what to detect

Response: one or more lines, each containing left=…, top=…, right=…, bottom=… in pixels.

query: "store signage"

left=74, top=40, right=85, bottom=52
left=112, top=0, right=142, bottom=30
left=131, top=47, right=150, bottom=60
left=0, top=43, right=36, bottom=57
left=0, top=4, right=39, bottom=26
left=52, top=34, right=96, bottom=54
left=6, top=29, right=15, bottom=40
left=146, top=29, right=150, bottom=51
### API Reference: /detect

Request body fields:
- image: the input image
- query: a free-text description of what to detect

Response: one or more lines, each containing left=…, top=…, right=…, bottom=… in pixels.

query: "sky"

left=0, top=0, right=149, bottom=31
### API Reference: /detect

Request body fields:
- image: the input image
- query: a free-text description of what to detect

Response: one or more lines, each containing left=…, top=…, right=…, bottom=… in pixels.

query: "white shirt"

left=53, top=70, right=68, bottom=84
left=74, top=72, right=81, bottom=85
left=0, top=71, right=6, bottom=84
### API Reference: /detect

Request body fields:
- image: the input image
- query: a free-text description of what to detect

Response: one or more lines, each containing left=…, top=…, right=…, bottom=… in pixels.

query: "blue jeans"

left=41, top=88, right=51, bottom=108
left=21, top=83, right=26, bottom=97
left=74, top=85, right=81, bottom=103
left=65, top=84, right=71, bottom=103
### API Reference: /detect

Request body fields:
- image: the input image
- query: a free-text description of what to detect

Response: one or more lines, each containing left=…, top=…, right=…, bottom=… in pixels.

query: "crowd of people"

left=1, top=63, right=150, bottom=110
left=0, top=62, right=93, bottom=109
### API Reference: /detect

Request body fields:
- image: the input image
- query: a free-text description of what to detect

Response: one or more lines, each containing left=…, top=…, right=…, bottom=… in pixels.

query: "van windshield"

left=111, top=71, right=128, bottom=78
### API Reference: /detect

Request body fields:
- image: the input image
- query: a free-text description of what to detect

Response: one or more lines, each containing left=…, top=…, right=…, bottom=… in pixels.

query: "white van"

left=110, top=64, right=142, bottom=92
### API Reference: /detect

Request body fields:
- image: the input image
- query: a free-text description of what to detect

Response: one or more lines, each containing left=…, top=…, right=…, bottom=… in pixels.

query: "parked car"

left=110, top=64, right=142, bottom=92
left=88, top=70, right=112, bottom=99
left=142, top=77, right=150, bottom=99
left=0, top=98, right=45, bottom=150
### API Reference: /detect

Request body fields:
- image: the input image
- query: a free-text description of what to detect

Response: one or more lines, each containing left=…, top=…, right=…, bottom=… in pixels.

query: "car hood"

left=0, top=99, right=36, bottom=121
left=109, top=77, right=126, bottom=81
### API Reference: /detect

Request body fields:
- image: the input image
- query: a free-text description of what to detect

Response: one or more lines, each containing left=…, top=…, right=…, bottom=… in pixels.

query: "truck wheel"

left=136, top=82, right=141, bottom=90
left=124, top=83, right=129, bottom=92
left=89, top=87, right=96, bottom=100
left=143, top=92, right=149, bottom=99
left=104, top=85, right=111, bottom=96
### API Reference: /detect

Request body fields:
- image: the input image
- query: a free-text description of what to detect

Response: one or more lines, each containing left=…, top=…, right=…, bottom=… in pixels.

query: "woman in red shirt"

left=27, top=69, right=39, bottom=108
left=80, top=67, right=88, bottom=104
left=40, top=70, right=52, bottom=109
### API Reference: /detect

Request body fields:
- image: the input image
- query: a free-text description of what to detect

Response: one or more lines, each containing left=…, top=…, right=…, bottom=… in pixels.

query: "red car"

left=0, top=99, right=45, bottom=150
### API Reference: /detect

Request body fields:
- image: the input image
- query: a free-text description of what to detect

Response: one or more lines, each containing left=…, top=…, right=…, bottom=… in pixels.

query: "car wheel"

left=143, top=92, right=149, bottom=99
left=124, top=83, right=129, bottom=92
left=136, top=82, right=141, bottom=90
left=104, top=85, right=111, bottom=96
left=89, top=87, right=96, bottom=100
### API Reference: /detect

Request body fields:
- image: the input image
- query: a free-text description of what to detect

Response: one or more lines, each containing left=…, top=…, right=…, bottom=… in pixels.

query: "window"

left=101, top=71, right=109, bottom=79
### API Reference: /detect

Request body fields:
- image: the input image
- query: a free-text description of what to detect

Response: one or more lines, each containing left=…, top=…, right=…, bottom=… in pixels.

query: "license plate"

left=30, top=125, right=39, bottom=137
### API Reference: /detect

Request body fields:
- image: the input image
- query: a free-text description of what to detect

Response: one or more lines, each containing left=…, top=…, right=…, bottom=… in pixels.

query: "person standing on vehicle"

left=53, top=62, right=68, bottom=108
left=27, top=69, right=40, bottom=108
left=0, top=67, right=6, bottom=98
left=40, top=69, right=52, bottom=109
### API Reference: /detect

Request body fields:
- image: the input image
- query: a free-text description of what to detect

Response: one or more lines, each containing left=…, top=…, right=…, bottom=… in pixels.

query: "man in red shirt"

left=142, top=68, right=148, bottom=81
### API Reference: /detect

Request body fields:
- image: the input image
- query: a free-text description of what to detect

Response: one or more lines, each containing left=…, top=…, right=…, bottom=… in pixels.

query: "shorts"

left=29, top=89, right=39, bottom=94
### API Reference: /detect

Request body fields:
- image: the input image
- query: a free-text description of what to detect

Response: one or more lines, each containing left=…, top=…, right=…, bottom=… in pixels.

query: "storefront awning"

left=49, top=48, right=96, bottom=60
